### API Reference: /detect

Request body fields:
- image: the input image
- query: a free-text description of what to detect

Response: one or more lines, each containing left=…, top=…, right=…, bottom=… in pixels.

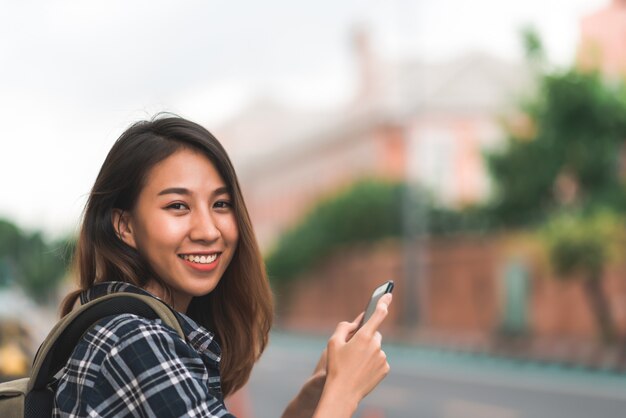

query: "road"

left=246, top=332, right=626, bottom=418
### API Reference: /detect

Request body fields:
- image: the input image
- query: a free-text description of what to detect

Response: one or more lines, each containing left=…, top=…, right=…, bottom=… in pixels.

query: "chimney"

left=351, top=25, right=381, bottom=107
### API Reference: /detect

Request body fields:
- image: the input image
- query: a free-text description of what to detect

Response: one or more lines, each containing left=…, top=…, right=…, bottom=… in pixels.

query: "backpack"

left=0, top=292, right=185, bottom=418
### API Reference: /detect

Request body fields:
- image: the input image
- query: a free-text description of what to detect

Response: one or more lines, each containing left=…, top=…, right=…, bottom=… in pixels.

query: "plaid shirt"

left=51, top=282, right=236, bottom=418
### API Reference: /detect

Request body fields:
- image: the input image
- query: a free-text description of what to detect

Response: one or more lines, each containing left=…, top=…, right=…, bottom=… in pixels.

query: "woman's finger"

left=345, top=312, right=365, bottom=342
left=332, top=320, right=359, bottom=342
left=360, top=293, right=392, bottom=336
left=352, top=311, right=365, bottom=325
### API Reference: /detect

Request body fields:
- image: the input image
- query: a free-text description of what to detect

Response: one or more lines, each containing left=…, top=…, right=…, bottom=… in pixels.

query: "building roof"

left=218, top=51, right=531, bottom=177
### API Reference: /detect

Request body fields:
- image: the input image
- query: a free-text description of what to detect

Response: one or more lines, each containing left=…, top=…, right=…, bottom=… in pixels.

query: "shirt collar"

left=80, top=281, right=221, bottom=364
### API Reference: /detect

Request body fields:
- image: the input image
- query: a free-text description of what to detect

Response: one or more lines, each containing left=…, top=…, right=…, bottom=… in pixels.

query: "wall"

left=277, top=236, right=626, bottom=345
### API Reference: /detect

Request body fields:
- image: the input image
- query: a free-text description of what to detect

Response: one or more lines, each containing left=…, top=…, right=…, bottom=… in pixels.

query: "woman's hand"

left=313, top=293, right=393, bottom=418
left=280, top=340, right=330, bottom=418
left=281, top=341, right=332, bottom=417
left=281, top=369, right=326, bottom=418
left=313, top=347, right=327, bottom=375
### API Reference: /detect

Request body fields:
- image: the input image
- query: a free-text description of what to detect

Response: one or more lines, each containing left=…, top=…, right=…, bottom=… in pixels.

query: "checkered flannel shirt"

left=51, top=282, right=236, bottom=418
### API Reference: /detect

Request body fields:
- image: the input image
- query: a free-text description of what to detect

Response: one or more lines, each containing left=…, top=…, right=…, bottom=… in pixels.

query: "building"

left=578, top=0, right=626, bottom=78
left=216, top=31, right=530, bottom=250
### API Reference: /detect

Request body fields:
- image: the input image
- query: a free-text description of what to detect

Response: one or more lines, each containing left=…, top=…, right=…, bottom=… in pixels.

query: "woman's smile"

left=178, top=252, right=221, bottom=272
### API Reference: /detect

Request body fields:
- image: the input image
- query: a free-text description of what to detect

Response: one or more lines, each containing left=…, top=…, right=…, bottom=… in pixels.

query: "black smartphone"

left=357, top=280, right=394, bottom=329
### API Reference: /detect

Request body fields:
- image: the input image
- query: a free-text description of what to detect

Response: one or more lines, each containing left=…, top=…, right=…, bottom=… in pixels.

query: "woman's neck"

left=143, top=280, right=191, bottom=313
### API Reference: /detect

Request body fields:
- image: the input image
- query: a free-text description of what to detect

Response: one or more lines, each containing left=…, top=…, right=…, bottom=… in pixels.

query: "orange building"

left=578, top=0, right=626, bottom=77
left=216, top=32, right=530, bottom=250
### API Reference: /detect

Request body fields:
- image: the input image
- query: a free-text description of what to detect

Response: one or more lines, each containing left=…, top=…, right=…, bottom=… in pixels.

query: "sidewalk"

left=408, top=329, right=626, bottom=372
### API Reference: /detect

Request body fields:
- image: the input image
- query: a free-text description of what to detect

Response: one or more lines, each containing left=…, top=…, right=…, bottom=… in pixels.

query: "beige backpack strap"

left=28, top=292, right=184, bottom=393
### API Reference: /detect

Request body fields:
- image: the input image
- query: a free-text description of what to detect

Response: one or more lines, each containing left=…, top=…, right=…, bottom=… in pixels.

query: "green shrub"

left=265, top=180, right=405, bottom=288
left=540, top=208, right=625, bottom=278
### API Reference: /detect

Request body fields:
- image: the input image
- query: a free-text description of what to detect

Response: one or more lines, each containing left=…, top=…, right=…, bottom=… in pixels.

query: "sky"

left=0, top=0, right=609, bottom=238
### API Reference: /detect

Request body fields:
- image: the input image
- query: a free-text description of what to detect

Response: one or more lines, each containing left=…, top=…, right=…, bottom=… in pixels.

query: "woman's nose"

left=189, top=211, right=221, bottom=242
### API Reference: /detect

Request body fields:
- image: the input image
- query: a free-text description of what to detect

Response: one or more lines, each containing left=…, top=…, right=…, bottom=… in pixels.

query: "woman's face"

left=114, top=147, right=239, bottom=311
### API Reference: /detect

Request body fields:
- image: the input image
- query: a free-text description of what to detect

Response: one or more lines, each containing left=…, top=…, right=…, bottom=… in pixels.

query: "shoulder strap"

left=28, top=292, right=184, bottom=392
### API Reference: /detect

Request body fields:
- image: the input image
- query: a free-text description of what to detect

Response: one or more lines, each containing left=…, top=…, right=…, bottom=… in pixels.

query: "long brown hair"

left=61, top=115, right=273, bottom=396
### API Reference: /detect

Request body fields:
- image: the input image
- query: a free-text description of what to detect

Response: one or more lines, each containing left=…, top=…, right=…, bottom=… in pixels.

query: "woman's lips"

left=178, top=253, right=221, bottom=272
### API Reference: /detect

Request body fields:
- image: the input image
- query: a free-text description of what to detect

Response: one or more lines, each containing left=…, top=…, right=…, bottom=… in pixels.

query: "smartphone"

left=357, top=280, right=394, bottom=329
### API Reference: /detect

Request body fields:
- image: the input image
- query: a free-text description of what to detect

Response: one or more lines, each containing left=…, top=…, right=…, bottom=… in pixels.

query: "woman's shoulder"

left=82, top=313, right=184, bottom=353
left=74, top=314, right=186, bottom=356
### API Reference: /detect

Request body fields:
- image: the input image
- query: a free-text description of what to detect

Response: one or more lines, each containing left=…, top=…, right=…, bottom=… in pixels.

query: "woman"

left=53, top=115, right=392, bottom=417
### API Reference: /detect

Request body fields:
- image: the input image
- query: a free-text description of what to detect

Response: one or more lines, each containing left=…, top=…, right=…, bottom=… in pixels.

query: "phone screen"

left=358, top=280, right=394, bottom=329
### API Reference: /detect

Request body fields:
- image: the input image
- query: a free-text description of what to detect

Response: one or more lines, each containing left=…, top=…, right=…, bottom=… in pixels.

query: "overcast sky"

left=0, top=0, right=608, bottom=238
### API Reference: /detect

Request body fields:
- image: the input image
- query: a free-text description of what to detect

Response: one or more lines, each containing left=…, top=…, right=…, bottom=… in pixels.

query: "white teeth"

left=179, top=254, right=218, bottom=264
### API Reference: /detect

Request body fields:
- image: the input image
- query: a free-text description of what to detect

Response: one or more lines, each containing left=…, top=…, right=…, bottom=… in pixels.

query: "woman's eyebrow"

left=213, top=186, right=231, bottom=196
left=158, top=187, right=190, bottom=196
left=157, top=186, right=231, bottom=196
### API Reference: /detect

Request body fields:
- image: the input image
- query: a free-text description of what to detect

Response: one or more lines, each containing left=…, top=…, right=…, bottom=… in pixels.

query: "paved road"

left=246, top=332, right=626, bottom=418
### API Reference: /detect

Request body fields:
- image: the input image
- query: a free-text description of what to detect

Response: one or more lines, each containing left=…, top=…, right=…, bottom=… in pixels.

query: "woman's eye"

left=214, top=200, right=233, bottom=209
left=167, top=202, right=189, bottom=211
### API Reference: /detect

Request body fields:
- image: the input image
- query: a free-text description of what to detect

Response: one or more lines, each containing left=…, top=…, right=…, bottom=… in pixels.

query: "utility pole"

left=393, top=0, right=428, bottom=331
left=402, top=179, right=428, bottom=329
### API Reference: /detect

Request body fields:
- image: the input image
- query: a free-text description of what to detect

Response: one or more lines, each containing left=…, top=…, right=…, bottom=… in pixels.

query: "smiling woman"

left=53, top=114, right=393, bottom=418
left=59, top=116, right=269, bottom=405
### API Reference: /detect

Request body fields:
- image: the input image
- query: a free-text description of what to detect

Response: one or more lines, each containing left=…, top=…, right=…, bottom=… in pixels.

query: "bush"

left=540, top=208, right=625, bottom=278
left=265, top=180, right=405, bottom=288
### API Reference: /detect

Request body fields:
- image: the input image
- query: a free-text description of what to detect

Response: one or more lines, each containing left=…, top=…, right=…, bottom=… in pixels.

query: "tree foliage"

left=489, top=28, right=626, bottom=343
left=486, top=65, right=626, bottom=226
left=541, top=209, right=625, bottom=279
left=265, top=180, right=405, bottom=288
left=0, top=218, right=72, bottom=302
left=540, top=208, right=625, bottom=343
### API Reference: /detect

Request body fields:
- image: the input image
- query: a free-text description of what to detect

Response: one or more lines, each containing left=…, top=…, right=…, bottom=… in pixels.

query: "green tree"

left=16, top=232, right=72, bottom=302
left=0, top=218, right=72, bottom=302
left=486, top=32, right=626, bottom=226
left=0, top=220, right=21, bottom=286
left=487, top=29, right=626, bottom=344
left=520, top=25, right=545, bottom=68
left=541, top=209, right=624, bottom=343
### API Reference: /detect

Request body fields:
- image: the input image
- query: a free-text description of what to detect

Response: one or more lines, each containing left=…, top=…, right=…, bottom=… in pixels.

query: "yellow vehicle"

left=0, top=320, right=32, bottom=380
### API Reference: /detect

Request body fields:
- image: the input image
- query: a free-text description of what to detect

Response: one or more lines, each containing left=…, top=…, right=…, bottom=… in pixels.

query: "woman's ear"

left=112, top=209, right=137, bottom=249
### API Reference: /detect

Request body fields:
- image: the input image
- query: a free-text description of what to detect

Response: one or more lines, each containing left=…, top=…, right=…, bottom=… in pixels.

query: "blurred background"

left=3, top=0, right=626, bottom=416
